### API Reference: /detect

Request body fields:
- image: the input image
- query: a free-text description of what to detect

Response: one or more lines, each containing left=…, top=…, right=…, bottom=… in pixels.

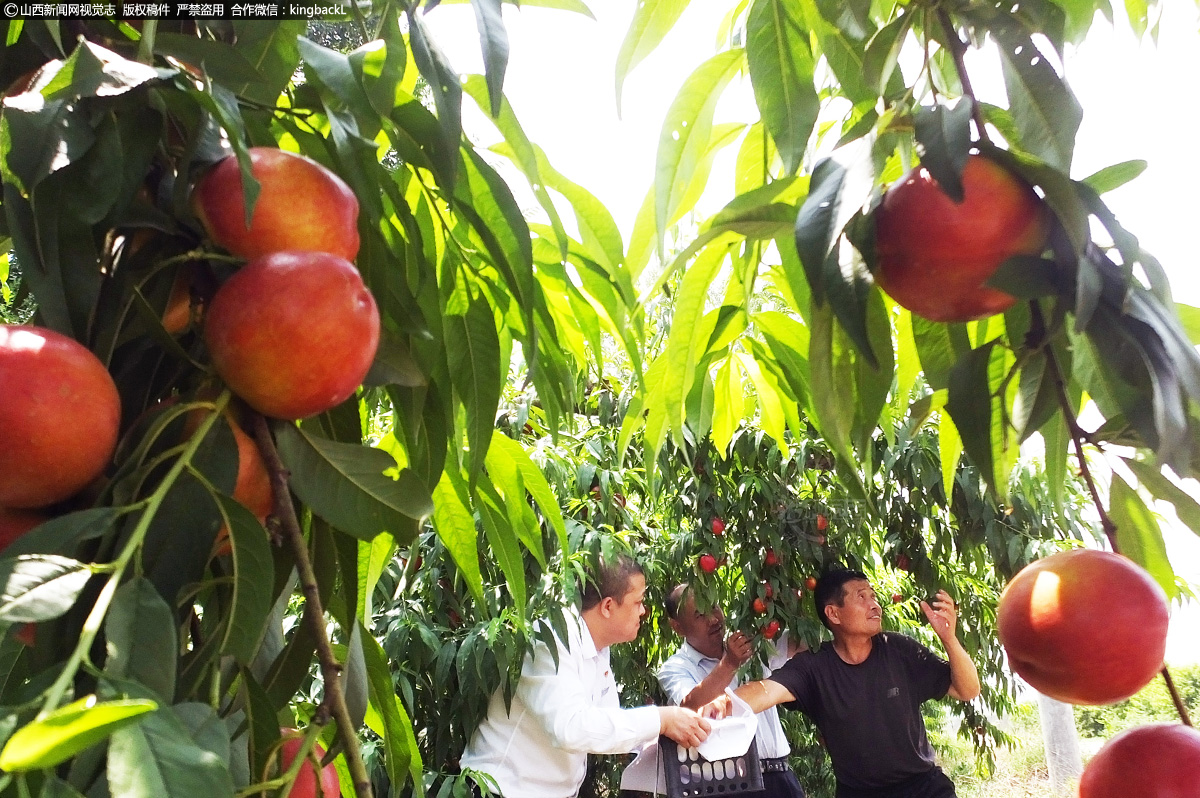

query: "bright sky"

left=421, top=2, right=1200, bottom=664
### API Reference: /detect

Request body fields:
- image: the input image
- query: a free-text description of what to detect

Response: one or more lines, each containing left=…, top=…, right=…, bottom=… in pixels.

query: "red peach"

left=0, top=326, right=121, bottom=508
left=204, top=251, right=380, bottom=420
left=193, top=148, right=359, bottom=261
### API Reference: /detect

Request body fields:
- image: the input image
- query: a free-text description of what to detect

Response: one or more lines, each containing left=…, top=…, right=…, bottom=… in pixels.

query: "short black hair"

left=580, top=553, right=645, bottom=610
left=665, top=583, right=690, bottom=620
left=814, top=568, right=870, bottom=630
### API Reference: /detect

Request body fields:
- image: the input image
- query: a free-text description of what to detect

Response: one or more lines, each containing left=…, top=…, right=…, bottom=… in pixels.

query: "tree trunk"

left=1036, top=691, right=1083, bottom=794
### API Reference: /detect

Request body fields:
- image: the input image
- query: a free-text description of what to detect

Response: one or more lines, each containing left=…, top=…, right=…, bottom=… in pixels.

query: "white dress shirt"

left=657, top=636, right=793, bottom=759
left=460, top=610, right=661, bottom=798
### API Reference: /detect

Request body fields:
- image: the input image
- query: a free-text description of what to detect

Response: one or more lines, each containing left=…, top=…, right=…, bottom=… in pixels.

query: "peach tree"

left=0, top=0, right=1198, bottom=796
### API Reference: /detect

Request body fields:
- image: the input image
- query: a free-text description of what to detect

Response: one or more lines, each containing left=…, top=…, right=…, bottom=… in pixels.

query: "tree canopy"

left=0, top=2, right=1197, bottom=797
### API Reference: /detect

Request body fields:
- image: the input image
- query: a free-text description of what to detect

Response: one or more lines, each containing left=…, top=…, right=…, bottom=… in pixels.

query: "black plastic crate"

left=658, top=735, right=764, bottom=798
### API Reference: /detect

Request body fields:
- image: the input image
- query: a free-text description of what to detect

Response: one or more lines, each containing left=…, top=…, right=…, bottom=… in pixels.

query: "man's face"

left=829, top=579, right=883, bottom=636
left=671, top=592, right=726, bottom=659
left=608, top=573, right=648, bottom=644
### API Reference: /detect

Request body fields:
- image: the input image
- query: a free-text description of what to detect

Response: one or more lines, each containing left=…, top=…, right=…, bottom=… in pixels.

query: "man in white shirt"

left=659, top=583, right=807, bottom=798
left=460, top=554, right=712, bottom=798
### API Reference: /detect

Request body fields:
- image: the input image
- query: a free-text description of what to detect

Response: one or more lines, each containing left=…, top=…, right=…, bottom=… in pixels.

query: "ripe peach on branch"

left=192, top=147, right=360, bottom=262
left=997, top=549, right=1168, bottom=705
left=874, top=154, right=1049, bottom=323
left=0, top=325, right=121, bottom=509
left=203, top=251, right=380, bottom=420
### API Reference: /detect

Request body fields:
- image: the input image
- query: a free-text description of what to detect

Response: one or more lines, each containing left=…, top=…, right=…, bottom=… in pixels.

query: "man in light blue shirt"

left=658, top=583, right=807, bottom=798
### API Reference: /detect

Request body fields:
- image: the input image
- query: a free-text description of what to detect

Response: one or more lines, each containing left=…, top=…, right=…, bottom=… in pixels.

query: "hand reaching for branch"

left=721, top=631, right=752, bottom=669
left=920, top=589, right=958, bottom=643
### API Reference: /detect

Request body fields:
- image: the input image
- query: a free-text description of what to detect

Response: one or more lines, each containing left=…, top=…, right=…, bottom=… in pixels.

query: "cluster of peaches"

left=0, top=147, right=365, bottom=794
left=1, top=148, right=378, bottom=553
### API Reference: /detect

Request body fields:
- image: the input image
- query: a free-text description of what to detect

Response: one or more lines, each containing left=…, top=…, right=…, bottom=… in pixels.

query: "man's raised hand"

left=920, top=589, right=958, bottom=641
left=721, top=631, right=752, bottom=669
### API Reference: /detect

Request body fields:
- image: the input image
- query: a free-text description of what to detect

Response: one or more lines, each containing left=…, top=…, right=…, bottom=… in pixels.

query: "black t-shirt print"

left=767, top=633, right=952, bottom=792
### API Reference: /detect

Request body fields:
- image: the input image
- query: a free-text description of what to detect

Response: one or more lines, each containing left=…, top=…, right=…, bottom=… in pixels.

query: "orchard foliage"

left=0, top=1, right=1196, bottom=798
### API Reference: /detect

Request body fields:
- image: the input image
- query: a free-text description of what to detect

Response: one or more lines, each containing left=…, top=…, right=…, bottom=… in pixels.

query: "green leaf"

left=364, top=327, right=428, bottom=388
left=807, top=304, right=865, bottom=499
left=477, top=481, right=527, bottom=614
left=938, top=405, right=962, bottom=501
left=0, top=555, right=92, bottom=623
left=911, top=314, right=969, bottom=392
left=0, top=697, right=156, bottom=771
left=275, top=422, right=433, bottom=542
left=913, top=100, right=974, bottom=202
left=446, top=296, right=502, bottom=483
left=663, top=238, right=733, bottom=436
left=1175, top=303, right=1200, bottom=345
left=341, top=624, right=369, bottom=732
left=993, top=19, right=1083, bottom=171
left=358, top=532, right=397, bottom=621
left=1041, top=409, right=1071, bottom=512
left=361, top=622, right=424, bottom=795
left=985, top=255, right=1062, bottom=300
left=104, top=578, right=176, bottom=703
left=431, top=467, right=485, bottom=606
left=41, top=39, right=161, bottom=101
left=36, top=776, right=85, bottom=798
left=1123, top=458, right=1200, bottom=541
left=466, top=81, right=570, bottom=260
left=215, top=495, right=274, bottom=665
left=297, top=36, right=378, bottom=129
left=232, top=20, right=304, bottom=106
left=756, top=311, right=812, bottom=413
left=946, top=340, right=1018, bottom=497
left=483, top=432, right=545, bottom=569
left=153, top=33, right=263, bottom=88
left=746, top=0, right=818, bottom=175
left=1108, top=474, right=1177, bottom=600
left=457, top=146, right=534, bottom=307
left=1081, top=159, right=1147, bottom=194
left=861, top=10, right=911, bottom=96
left=711, top=356, right=743, bottom=456
left=106, top=705, right=234, bottom=797
left=0, top=507, right=118, bottom=558
left=794, top=139, right=873, bottom=307
left=469, top=0, right=509, bottom=117
left=615, top=0, right=691, bottom=113
left=736, top=352, right=789, bottom=454
left=496, top=142, right=624, bottom=274
left=407, top=8, right=462, bottom=186
left=654, top=49, right=745, bottom=256
left=487, top=433, right=568, bottom=560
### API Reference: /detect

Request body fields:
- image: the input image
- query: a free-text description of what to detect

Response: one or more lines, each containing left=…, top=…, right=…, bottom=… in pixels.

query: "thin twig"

left=936, top=10, right=991, bottom=144
left=250, top=414, right=374, bottom=798
left=1029, top=302, right=1118, bottom=549
left=1161, top=666, right=1194, bottom=727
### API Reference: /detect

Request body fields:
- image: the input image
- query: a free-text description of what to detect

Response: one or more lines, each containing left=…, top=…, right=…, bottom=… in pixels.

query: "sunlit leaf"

left=1109, top=474, right=1176, bottom=600
left=746, top=0, right=819, bottom=175
left=0, top=555, right=93, bottom=623
left=615, top=0, right=691, bottom=113
left=0, top=697, right=156, bottom=772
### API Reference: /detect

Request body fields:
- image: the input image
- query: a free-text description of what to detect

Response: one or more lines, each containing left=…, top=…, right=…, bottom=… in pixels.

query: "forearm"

left=941, top=635, right=981, bottom=701
left=679, top=661, right=739, bottom=710
left=731, top=679, right=793, bottom=713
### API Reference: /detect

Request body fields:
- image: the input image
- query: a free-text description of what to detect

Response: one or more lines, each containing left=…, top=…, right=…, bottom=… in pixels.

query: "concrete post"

left=1036, top=691, right=1083, bottom=794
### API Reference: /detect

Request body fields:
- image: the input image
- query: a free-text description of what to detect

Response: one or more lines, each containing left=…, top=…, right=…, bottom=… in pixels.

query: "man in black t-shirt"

left=705, top=569, right=980, bottom=798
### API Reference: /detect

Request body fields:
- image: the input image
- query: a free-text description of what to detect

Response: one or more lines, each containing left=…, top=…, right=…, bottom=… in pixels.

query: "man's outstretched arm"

left=699, top=679, right=795, bottom=718
left=921, top=589, right=981, bottom=701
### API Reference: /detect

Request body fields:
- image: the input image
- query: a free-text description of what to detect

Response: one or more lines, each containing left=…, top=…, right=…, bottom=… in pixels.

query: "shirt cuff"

left=626, top=705, right=663, bottom=746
